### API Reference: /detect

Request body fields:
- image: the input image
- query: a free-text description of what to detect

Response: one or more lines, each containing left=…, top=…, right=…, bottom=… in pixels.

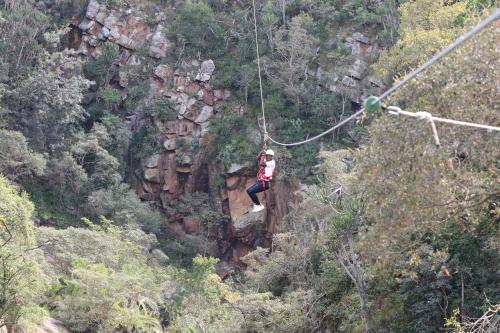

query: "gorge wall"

left=67, top=0, right=380, bottom=265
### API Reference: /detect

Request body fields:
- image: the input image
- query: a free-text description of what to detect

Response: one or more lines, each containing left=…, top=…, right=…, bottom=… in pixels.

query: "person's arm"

left=256, top=143, right=267, bottom=162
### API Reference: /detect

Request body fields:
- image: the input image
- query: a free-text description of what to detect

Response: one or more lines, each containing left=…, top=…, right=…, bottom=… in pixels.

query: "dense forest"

left=0, top=0, right=498, bottom=332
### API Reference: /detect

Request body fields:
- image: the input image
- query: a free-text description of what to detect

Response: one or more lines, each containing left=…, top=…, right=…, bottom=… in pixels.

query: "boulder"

left=195, top=105, right=213, bottom=124
left=143, top=182, right=155, bottom=194
left=177, top=153, right=192, bottom=166
left=36, top=1, right=47, bottom=11
left=202, top=89, right=216, bottom=105
left=214, top=89, right=231, bottom=100
left=95, top=7, right=108, bottom=24
left=103, top=14, right=119, bottom=30
left=86, top=0, right=100, bottom=19
left=102, top=14, right=150, bottom=50
left=143, top=154, right=161, bottom=168
left=185, top=82, right=201, bottom=95
left=226, top=176, right=241, bottom=189
left=78, top=18, right=96, bottom=32
left=352, top=32, right=370, bottom=44
left=163, top=138, right=176, bottom=151
left=87, top=36, right=100, bottom=47
left=195, top=60, right=215, bottom=82
left=174, top=76, right=190, bottom=88
left=232, top=211, right=264, bottom=238
left=118, top=71, right=128, bottom=88
left=164, top=121, right=177, bottom=135
left=348, top=59, right=366, bottom=80
left=162, top=155, right=179, bottom=193
left=151, top=249, right=170, bottom=265
left=149, top=25, right=171, bottom=59
left=227, top=177, right=256, bottom=220
left=341, top=76, right=357, bottom=88
left=144, top=168, right=161, bottom=183
left=154, top=64, right=174, bottom=81
left=177, top=97, right=197, bottom=116
left=183, top=103, right=203, bottom=122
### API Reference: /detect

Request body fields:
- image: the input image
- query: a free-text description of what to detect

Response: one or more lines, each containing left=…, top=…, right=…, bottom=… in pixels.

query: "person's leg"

left=246, top=181, right=265, bottom=205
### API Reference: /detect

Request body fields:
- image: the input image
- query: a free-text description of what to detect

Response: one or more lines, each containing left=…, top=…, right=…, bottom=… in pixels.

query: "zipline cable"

left=250, top=7, right=500, bottom=147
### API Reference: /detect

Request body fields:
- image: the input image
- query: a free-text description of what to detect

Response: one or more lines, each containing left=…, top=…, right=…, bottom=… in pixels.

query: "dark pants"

left=246, top=180, right=271, bottom=205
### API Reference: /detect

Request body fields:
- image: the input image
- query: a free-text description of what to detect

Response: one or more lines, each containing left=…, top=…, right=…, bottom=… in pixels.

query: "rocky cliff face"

left=68, top=0, right=381, bottom=264
left=69, top=0, right=296, bottom=264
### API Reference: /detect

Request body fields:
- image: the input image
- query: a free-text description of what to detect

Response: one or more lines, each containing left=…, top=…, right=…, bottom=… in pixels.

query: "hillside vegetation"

left=0, top=0, right=498, bottom=332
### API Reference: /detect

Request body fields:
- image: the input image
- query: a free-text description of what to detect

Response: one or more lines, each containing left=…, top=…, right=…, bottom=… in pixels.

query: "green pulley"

left=364, top=96, right=381, bottom=114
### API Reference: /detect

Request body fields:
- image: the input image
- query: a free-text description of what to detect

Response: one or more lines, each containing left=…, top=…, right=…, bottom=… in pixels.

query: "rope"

left=387, top=106, right=500, bottom=133
left=417, top=112, right=441, bottom=146
left=253, top=8, right=500, bottom=147
left=251, top=0, right=267, bottom=140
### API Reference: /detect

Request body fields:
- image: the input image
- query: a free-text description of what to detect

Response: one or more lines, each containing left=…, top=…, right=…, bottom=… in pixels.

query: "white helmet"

left=265, top=149, right=275, bottom=156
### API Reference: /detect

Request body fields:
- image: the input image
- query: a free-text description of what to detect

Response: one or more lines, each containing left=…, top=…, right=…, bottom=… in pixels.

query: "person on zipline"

left=246, top=144, right=276, bottom=213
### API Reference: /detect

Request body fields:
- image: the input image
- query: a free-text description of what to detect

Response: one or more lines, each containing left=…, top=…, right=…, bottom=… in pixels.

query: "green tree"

left=0, top=175, right=45, bottom=331
left=0, top=130, right=46, bottom=181
left=0, top=1, right=49, bottom=82
left=84, top=42, right=119, bottom=87
left=86, top=183, right=162, bottom=232
left=356, top=12, right=499, bottom=331
left=37, top=223, right=169, bottom=333
left=167, top=255, right=242, bottom=332
left=272, top=13, right=319, bottom=100
left=174, top=0, right=225, bottom=57
left=374, top=0, right=466, bottom=80
left=6, top=50, right=92, bottom=152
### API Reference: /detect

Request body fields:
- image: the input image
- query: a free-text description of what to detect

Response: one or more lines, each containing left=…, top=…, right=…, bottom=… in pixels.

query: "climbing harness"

left=250, top=5, right=500, bottom=146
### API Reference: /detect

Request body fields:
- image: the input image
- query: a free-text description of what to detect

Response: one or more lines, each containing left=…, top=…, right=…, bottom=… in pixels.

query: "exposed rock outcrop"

left=70, top=1, right=298, bottom=264
left=320, top=31, right=382, bottom=104
left=71, top=0, right=171, bottom=59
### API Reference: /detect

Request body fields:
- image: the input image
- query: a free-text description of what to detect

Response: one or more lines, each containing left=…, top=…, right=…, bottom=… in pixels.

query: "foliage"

left=147, top=97, right=177, bottom=122
left=6, top=50, right=92, bottom=151
left=0, top=1, right=49, bottom=81
left=87, top=183, right=162, bottom=232
left=0, top=175, right=45, bottom=329
left=272, top=13, right=319, bottom=99
left=36, top=224, right=168, bottom=332
left=373, top=0, right=466, bottom=80
left=173, top=0, right=225, bottom=57
left=355, top=9, right=499, bottom=332
left=0, top=130, right=47, bottom=181
left=83, top=42, right=119, bottom=86
left=45, top=152, right=89, bottom=197
left=167, top=255, right=242, bottom=332
left=210, top=111, right=260, bottom=169
left=99, top=115, right=132, bottom=161
left=0, top=1, right=497, bottom=332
